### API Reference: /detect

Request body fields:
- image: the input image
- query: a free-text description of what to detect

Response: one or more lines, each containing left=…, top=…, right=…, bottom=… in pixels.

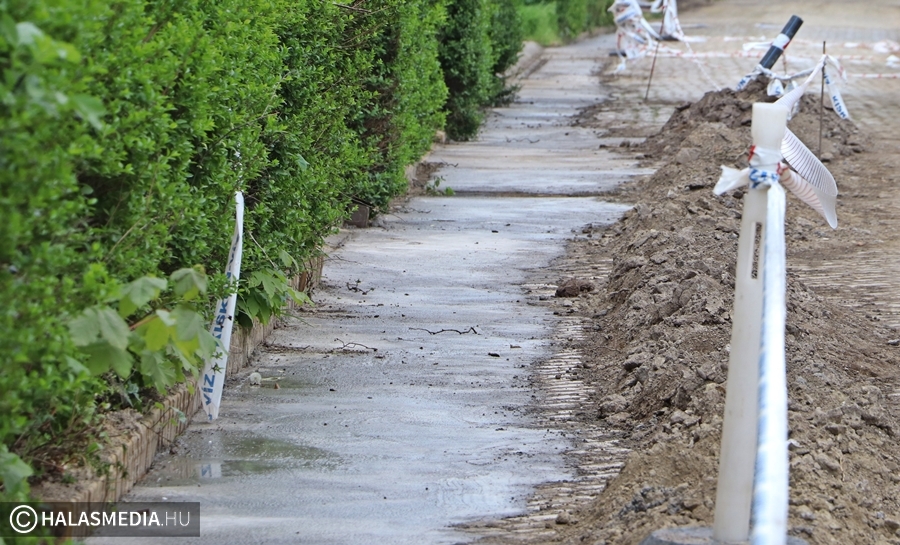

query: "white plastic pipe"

left=714, top=103, right=788, bottom=542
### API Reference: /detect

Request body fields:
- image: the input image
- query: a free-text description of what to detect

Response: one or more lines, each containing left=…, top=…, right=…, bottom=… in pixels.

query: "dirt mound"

left=642, top=77, right=867, bottom=168
left=557, top=84, right=900, bottom=544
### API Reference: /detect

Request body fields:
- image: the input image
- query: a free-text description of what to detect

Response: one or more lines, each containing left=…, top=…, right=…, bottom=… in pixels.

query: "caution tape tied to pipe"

left=609, top=0, right=660, bottom=71
left=715, top=59, right=842, bottom=229
left=736, top=55, right=851, bottom=122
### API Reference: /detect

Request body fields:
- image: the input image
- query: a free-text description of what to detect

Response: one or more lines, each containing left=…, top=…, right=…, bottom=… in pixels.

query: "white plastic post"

left=713, top=103, right=788, bottom=542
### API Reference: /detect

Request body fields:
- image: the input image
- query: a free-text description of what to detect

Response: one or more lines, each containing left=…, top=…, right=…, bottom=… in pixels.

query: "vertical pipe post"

left=759, top=16, right=803, bottom=70
left=644, top=1, right=668, bottom=101
left=714, top=103, right=789, bottom=542
left=819, top=41, right=826, bottom=159
left=713, top=186, right=766, bottom=542
left=736, top=16, right=803, bottom=90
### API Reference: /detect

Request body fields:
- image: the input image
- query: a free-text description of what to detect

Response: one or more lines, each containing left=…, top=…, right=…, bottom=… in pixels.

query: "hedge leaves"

left=1, top=0, right=523, bottom=502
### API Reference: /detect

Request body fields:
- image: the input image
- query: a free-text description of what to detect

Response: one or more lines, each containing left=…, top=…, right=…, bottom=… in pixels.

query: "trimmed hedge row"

left=1, top=0, right=521, bottom=501
left=440, top=0, right=523, bottom=139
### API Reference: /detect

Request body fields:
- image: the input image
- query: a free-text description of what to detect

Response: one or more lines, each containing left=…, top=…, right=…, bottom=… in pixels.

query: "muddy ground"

left=536, top=77, right=900, bottom=544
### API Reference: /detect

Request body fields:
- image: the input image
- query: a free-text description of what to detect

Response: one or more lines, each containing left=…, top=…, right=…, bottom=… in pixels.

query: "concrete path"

left=111, top=33, right=645, bottom=545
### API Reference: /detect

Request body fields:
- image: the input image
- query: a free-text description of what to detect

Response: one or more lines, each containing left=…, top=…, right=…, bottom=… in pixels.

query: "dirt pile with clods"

left=553, top=80, right=900, bottom=545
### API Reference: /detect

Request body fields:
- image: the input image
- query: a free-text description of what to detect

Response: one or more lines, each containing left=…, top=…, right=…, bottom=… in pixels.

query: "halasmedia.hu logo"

left=1, top=502, right=201, bottom=538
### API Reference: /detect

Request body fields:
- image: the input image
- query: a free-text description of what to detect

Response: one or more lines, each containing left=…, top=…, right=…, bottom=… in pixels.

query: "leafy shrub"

left=237, top=267, right=310, bottom=329
left=1, top=5, right=105, bottom=503
left=355, top=0, right=449, bottom=211
left=2, top=0, right=519, bottom=503
left=66, top=267, right=217, bottom=394
left=439, top=0, right=526, bottom=139
left=439, top=0, right=496, bottom=140
left=587, top=0, right=615, bottom=29
left=557, top=0, right=588, bottom=39
left=490, top=0, right=525, bottom=104
left=557, top=0, right=614, bottom=40
left=520, top=2, right=562, bottom=45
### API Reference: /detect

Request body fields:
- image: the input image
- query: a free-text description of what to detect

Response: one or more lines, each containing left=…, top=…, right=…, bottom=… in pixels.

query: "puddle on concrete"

left=142, top=434, right=341, bottom=487
left=242, top=376, right=317, bottom=392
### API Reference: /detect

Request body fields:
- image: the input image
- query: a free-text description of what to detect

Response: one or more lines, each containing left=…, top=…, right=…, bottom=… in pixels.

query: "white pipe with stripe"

left=752, top=180, right=789, bottom=545
left=713, top=102, right=789, bottom=542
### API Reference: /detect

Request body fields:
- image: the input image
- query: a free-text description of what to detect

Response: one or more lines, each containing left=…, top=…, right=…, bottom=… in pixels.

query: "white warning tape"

left=830, top=54, right=886, bottom=61
left=650, top=0, right=684, bottom=41
left=609, top=0, right=659, bottom=71
left=658, top=50, right=764, bottom=59
left=849, top=73, right=900, bottom=79
left=771, top=33, right=791, bottom=51
left=717, top=58, right=844, bottom=229
left=822, top=66, right=850, bottom=120
left=658, top=50, right=885, bottom=62
left=752, top=178, right=789, bottom=545
left=844, top=39, right=900, bottom=53
left=201, top=191, right=245, bottom=422
left=714, top=36, right=900, bottom=52
left=671, top=41, right=722, bottom=91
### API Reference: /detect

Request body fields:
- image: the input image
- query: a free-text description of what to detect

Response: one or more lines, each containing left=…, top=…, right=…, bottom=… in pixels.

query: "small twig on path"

left=334, top=338, right=378, bottom=352
left=264, top=343, right=312, bottom=352
left=409, top=327, right=479, bottom=335
left=346, top=280, right=373, bottom=295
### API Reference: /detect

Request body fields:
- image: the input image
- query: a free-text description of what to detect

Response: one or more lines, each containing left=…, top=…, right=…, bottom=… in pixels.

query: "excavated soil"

left=548, top=80, right=900, bottom=544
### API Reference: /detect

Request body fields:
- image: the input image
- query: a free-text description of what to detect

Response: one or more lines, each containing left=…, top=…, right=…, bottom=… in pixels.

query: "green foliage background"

left=0, top=0, right=531, bottom=502
left=519, top=0, right=614, bottom=46
left=558, top=0, right=614, bottom=39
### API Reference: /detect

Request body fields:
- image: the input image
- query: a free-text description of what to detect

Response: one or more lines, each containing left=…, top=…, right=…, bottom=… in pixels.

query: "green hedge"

left=439, top=0, right=524, bottom=140
left=2, top=0, right=493, bottom=503
left=557, top=0, right=589, bottom=39
left=558, top=0, right=614, bottom=40
left=439, top=0, right=495, bottom=139
left=356, top=0, right=450, bottom=209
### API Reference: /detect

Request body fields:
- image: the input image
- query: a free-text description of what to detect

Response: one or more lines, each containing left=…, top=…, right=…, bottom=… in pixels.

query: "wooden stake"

left=644, top=2, right=668, bottom=101
left=819, top=41, right=826, bottom=159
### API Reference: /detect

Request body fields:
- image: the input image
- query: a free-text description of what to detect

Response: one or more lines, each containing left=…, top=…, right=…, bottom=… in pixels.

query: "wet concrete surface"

left=430, top=39, right=655, bottom=197
left=109, top=33, right=643, bottom=545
